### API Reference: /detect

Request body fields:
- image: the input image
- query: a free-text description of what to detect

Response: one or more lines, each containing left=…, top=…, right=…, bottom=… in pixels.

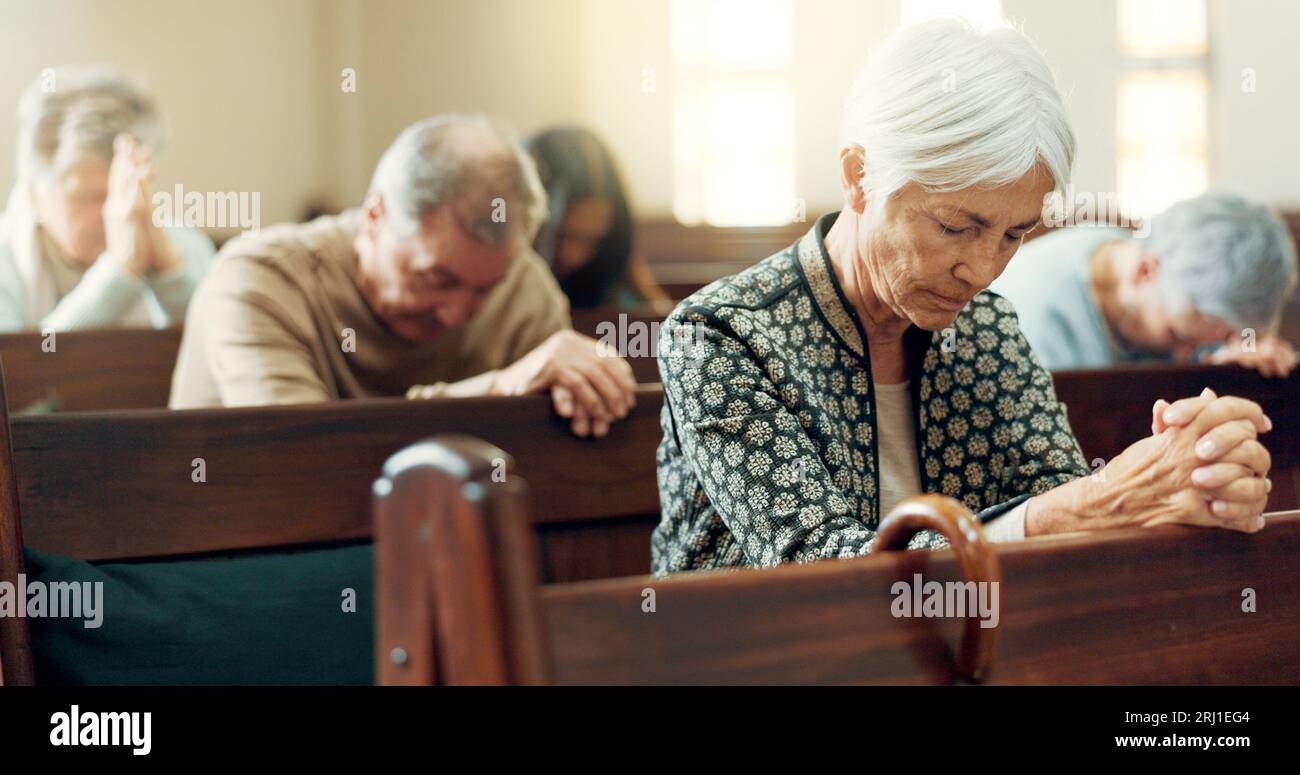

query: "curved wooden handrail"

left=875, top=494, right=1002, bottom=683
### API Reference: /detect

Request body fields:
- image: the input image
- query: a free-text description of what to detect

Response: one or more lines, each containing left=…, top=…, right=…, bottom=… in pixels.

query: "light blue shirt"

left=0, top=224, right=214, bottom=333
left=990, top=226, right=1138, bottom=371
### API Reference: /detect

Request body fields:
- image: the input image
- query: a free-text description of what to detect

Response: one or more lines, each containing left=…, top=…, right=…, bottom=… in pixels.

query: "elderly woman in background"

left=653, top=19, right=1275, bottom=575
left=526, top=127, right=671, bottom=311
left=991, top=192, right=1298, bottom=377
left=0, top=66, right=214, bottom=333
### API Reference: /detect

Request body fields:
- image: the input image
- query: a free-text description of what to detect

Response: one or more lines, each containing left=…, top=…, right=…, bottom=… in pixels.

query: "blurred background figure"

left=0, top=66, right=214, bottom=333
left=993, top=192, right=1298, bottom=377
left=526, top=127, right=671, bottom=311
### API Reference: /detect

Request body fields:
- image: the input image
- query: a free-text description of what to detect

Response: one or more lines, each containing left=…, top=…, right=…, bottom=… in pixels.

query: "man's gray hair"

left=368, top=115, right=548, bottom=247
left=16, top=65, right=164, bottom=181
left=1143, top=192, right=1298, bottom=331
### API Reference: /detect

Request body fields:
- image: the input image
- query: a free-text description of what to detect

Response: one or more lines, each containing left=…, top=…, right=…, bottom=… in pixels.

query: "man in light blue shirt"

left=992, top=193, right=1297, bottom=377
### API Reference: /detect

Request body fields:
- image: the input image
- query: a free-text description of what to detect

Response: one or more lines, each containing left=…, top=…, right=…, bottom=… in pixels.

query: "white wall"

left=0, top=0, right=337, bottom=232
left=1006, top=0, right=1120, bottom=199
left=0, top=0, right=1294, bottom=233
left=1209, top=0, right=1300, bottom=208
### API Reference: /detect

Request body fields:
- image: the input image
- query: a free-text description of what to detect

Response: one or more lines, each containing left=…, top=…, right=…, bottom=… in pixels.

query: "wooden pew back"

left=11, top=388, right=666, bottom=582
left=375, top=434, right=1300, bottom=685
left=0, top=311, right=663, bottom=415
left=0, top=328, right=181, bottom=413
left=9, top=363, right=1298, bottom=588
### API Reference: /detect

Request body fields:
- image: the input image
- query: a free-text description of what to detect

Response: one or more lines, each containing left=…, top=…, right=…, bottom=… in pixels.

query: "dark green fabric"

left=24, top=544, right=373, bottom=685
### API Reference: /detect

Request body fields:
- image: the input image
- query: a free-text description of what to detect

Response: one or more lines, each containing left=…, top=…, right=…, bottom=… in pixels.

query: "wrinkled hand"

left=1102, top=388, right=1271, bottom=532
left=1200, top=335, right=1296, bottom=379
left=492, top=330, right=637, bottom=438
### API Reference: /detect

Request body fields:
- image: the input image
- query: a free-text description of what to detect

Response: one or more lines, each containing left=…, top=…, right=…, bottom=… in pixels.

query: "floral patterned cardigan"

left=652, top=212, right=1090, bottom=576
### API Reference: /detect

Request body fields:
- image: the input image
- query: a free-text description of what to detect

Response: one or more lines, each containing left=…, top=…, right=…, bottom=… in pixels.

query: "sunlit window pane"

left=672, top=0, right=794, bottom=226
left=674, top=79, right=794, bottom=227
left=1118, top=0, right=1207, bottom=57
left=1116, top=70, right=1208, bottom=216
left=672, top=0, right=791, bottom=72
left=900, top=0, right=1004, bottom=29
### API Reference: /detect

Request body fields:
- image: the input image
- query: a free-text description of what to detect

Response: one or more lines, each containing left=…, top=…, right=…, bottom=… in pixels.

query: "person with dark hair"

left=526, top=127, right=670, bottom=310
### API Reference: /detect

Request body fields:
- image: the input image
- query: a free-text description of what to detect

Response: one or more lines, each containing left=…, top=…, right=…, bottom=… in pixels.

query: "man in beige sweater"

left=170, top=116, right=635, bottom=437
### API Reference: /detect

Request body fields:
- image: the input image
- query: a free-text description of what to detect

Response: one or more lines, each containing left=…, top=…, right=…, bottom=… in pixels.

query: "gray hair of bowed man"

left=1142, top=192, right=1298, bottom=332
left=368, top=114, right=548, bottom=247
left=840, top=17, right=1075, bottom=208
left=16, top=65, right=165, bottom=181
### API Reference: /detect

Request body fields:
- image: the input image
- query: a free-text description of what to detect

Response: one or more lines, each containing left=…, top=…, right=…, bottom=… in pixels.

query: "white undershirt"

left=874, top=381, right=1027, bottom=542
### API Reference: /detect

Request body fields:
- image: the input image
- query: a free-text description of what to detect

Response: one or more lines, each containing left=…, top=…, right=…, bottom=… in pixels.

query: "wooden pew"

left=8, top=363, right=1297, bottom=583
left=0, top=356, right=379, bottom=686
left=4, top=358, right=1295, bottom=684
left=0, top=374, right=664, bottom=684
left=10, top=387, right=666, bottom=582
left=0, top=327, right=181, bottom=413
left=0, top=309, right=665, bottom=415
left=374, top=434, right=1300, bottom=685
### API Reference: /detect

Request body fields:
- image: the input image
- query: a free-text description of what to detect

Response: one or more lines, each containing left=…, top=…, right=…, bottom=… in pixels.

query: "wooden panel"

left=12, top=389, right=665, bottom=576
left=11, top=363, right=1297, bottom=575
left=985, top=513, right=1300, bottom=684
left=0, top=328, right=181, bottom=413
left=536, top=516, right=658, bottom=583
left=0, top=307, right=667, bottom=418
left=637, top=219, right=807, bottom=266
left=541, top=511, right=1300, bottom=685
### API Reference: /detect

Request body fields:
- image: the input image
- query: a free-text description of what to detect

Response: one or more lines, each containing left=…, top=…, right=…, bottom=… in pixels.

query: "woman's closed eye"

left=939, top=221, right=1025, bottom=244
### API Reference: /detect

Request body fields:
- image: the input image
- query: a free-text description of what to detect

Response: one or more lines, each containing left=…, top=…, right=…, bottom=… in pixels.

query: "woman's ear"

left=839, top=145, right=868, bottom=214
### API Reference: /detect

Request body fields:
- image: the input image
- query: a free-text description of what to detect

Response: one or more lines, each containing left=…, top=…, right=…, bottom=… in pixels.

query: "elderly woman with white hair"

left=0, top=66, right=214, bottom=333
left=992, top=192, right=1298, bottom=377
left=652, top=19, right=1275, bottom=574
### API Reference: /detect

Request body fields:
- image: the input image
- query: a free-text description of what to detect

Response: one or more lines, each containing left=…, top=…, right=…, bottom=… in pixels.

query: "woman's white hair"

left=16, top=65, right=164, bottom=181
left=368, top=115, right=548, bottom=247
left=1143, top=192, right=1298, bottom=331
left=840, top=17, right=1075, bottom=205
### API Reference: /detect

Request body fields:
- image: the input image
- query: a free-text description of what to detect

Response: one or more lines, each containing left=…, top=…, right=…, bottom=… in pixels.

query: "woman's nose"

left=953, top=243, right=1003, bottom=289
